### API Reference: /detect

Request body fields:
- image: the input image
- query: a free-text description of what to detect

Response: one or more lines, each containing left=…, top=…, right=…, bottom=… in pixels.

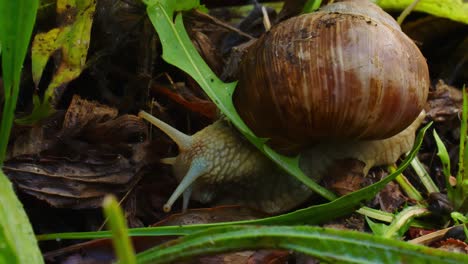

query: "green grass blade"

left=37, top=122, right=431, bottom=241
left=433, top=129, right=454, bottom=201
left=0, top=0, right=43, bottom=262
left=0, top=170, right=43, bottom=263
left=0, top=0, right=38, bottom=163
left=458, top=86, right=468, bottom=210
left=133, top=225, right=468, bottom=264
left=102, top=195, right=136, bottom=264
left=411, top=156, right=440, bottom=193
left=143, top=0, right=336, bottom=201
left=374, top=0, right=468, bottom=24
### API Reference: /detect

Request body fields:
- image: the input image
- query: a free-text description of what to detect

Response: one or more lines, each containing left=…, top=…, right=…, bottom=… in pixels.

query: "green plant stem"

left=396, top=0, right=421, bottom=25
left=0, top=99, right=16, bottom=164
left=388, top=165, right=424, bottom=201
left=411, top=156, right=440, bottom=193
left=102, top=195, right=136, bottom=264
left=357, top=207, right=394, bottom=222
left=357, top=207, right=430, bottom=229
left=396, top=175, right=424, bottom=201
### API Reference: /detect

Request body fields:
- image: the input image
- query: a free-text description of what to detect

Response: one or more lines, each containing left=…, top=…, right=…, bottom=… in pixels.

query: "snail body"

left=140, top=0, right=430, bottom=213
left=139, top=110, right=425, bottom=213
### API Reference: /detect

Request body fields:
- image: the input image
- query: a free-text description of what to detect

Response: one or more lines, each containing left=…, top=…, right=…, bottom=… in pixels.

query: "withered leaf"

left=17, top=0, right=97, bottom=124
left=5, top=96, right=148, bottom=209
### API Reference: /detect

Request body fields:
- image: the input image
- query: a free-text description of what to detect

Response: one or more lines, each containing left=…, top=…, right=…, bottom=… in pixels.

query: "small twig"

left=408, top=225, right=463, bottom=245
left=193, top=10, right=255, bottom=40
left=397, top=0, right=421, bottom=25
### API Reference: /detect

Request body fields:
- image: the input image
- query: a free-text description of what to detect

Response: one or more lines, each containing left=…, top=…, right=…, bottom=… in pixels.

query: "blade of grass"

left=37, top=122, right=431, bottom=241
left=303, top=0, right=322, bottom=13
left=0, top=0, right=38, bottom=163
left=0, top=0, right=43, bottom=263
left=434, top=129, right=455, bottom=202
left=132, top=225, right=468, bottom=264
left=411, top=156, right=440, bottom=193
left=102, top=195, right=136, bottom=264
left=457, top=86, right=467, bottom=210
left=390, top=165, right=424, bottom=201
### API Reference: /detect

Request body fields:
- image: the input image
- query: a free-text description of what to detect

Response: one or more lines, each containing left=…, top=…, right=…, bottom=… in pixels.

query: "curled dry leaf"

left=425, top=80, right=463, bottom=123
left=321, top=158, right=368, bottom=196
left=4, top=95, right=148, bottom=208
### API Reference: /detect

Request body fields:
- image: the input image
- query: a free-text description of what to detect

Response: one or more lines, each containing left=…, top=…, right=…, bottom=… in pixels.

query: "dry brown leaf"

left=5, top=96, right=148, bottom=209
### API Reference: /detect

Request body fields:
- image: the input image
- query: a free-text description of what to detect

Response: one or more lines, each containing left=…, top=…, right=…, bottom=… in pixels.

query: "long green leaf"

left=102, top=195, right=136, bottom=264
left=0, top=0, right=43, bottom=263
left=0, top=0, right=38, bottom=163
left=374, top=0, right=468, bottom=24
left=433, top=129, right=454, bottom=201
left=133, top=226, right=468, bottom=264
left=143, top=0, right=336, bottom=201
left=36, top=122, right=431, bottom=241
left=0, top=170, right=43, bottom=263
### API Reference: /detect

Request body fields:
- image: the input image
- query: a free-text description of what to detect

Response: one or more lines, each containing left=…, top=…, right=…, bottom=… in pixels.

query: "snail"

left=139, top=0, right=430, bottom=214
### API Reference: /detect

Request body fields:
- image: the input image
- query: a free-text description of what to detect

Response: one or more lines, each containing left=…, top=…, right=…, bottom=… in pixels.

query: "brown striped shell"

left=234, top=0, right=429, bottom=153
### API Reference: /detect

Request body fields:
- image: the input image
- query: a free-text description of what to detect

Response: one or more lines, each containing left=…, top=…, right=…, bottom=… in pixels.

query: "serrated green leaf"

left=133, top=225, right=468, bottom=264
left=374, top=0, right=468, bottom=24
left=0, top=0, right=43, bottom=262
left=0, top=170, right=43, bottom=263
left=303, top=0, right=322, bottom=13
left=144, top=0, right=336, bottom=201
left=366, top=216, right=389, bottom=236
left=17, top=0, right=96, bottom=124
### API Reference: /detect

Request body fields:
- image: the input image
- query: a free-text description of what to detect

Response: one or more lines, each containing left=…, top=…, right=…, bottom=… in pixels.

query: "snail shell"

left=234, top=0, right=429, bottom=153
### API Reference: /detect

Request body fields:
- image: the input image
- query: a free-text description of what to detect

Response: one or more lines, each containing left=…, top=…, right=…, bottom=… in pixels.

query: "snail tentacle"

left=139, top=110, right=193, bottom=150
left=163, top=158, right=208, bottom=212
